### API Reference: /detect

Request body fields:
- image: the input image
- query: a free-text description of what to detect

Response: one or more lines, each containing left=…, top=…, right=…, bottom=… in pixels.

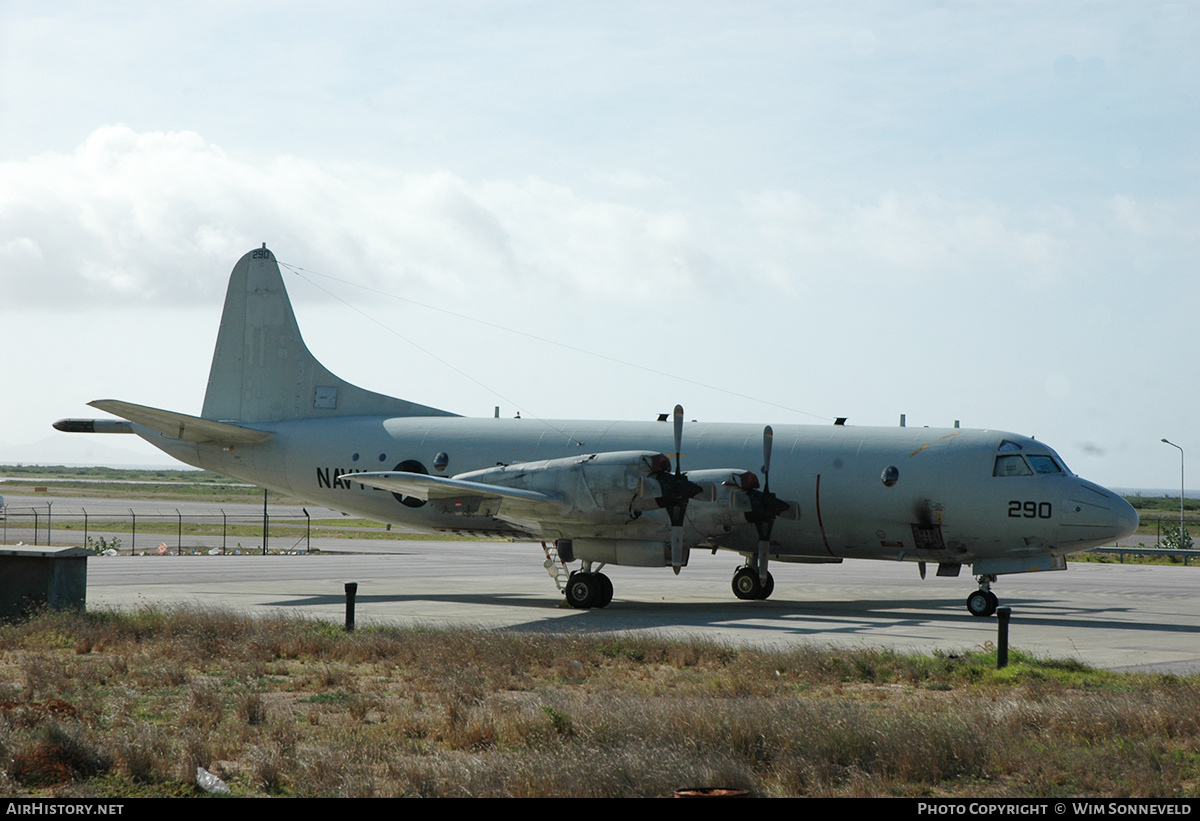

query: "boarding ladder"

left=541, top=541, right=570, bottom=593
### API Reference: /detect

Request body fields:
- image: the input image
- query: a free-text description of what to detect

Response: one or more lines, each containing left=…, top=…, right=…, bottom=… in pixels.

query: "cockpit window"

left=1027, top=455, right=1063, bottom=475
left=993, top=455, right=1032, bottom=477
left=997, top=439, right=1023, bottom=452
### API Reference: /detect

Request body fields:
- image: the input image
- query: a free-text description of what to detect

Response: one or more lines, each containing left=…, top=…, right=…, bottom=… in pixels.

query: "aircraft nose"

left=1068, top=479, right=1139, bottom=544
left=1113, top=495, right=1139, bottom=541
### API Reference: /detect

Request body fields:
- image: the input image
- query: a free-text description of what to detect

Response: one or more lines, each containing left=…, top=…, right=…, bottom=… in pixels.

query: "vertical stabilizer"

left=201, top=246, right=455, bottom=423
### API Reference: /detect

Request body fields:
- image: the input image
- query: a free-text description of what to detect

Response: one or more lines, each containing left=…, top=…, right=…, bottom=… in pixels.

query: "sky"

left=0, top=1, right=1196, bottom=491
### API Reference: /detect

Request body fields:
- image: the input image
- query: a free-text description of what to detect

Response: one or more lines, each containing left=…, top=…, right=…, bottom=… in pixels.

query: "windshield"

left=1027, top=455, right=1064, bottom=475
left=993, top=455, right=1032, bottom=477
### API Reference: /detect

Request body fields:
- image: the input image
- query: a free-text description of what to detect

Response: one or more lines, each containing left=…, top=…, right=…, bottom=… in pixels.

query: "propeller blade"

left=673, top=404, right=684, bottom=475
left=762, top=425, right=774, bottom=492
left=656, top=404, right=700, bottom=574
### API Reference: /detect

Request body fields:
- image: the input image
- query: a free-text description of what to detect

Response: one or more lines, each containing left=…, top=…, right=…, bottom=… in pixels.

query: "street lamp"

left=1161, top=438, right=1185, bottom=544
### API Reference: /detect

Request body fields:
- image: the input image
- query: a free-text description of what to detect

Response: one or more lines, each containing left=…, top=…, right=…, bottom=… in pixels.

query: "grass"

left=1, top=608, right=1198, bottom=798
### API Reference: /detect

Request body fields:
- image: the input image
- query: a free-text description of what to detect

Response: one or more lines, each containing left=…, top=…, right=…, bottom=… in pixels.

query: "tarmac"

left=84, top=539, right=1200, bottom=675
left=7, top=491, right=1199, bottom=674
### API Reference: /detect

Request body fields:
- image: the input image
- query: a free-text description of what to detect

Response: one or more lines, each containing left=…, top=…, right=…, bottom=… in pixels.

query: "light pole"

left=1161, top=438, right=1185, bottom=544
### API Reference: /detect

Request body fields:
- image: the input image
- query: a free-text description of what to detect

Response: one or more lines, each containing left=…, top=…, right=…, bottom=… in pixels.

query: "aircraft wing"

left=87, top=400, right=273, bottom=444
left=351, top=471, right=569, bottom=521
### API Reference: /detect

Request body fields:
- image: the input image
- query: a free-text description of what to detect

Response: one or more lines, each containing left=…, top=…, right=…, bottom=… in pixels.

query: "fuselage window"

left=993, top=455, right=1033, bottom=477
left=1027, top=455, right=1063, bottom=475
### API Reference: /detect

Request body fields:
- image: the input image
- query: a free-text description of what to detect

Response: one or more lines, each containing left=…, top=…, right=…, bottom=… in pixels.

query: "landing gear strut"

left=966, top=574, right=999, bottom=617
left=565, top=571, right=614, bottom=609
left=732, top=565, right=775, bottom=600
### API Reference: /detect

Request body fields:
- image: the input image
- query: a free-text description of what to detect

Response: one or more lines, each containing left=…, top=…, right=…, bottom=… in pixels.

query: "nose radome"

left=1073, top=479, right=1139, bottom=541
left=1113, top=496, right=1139, bottom=541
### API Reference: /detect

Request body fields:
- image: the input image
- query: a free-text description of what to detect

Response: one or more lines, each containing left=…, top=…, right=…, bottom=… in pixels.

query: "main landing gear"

left=966, top=574, right=999, bottom=617
left=731, top=566, right=775, bottom=600
left=564, top=571, right=614, bottom=609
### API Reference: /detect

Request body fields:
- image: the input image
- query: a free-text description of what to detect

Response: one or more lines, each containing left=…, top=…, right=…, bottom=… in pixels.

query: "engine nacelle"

left=684, top=468, right=758, bottom=509
left=456, top=450, right=668, bottom=524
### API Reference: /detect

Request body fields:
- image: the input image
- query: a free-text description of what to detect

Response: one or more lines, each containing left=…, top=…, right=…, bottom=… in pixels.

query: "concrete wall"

left=0, top=546, right=88, bottom=621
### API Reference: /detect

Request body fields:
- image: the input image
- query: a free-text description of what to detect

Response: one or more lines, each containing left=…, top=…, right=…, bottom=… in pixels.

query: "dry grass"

left=0, top=608, right=1198, bottom=797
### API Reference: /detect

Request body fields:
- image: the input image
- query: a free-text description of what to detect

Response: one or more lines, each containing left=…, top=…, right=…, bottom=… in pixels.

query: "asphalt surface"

left=7, top=492, right=1198, bottom=674
left=83, top=541, right=1200, bottom=675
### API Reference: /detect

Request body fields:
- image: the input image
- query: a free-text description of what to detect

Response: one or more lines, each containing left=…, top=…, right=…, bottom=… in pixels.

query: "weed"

left=11, top=725, right=111, bottom=787
left=1, top=608, right=1198, bottom=797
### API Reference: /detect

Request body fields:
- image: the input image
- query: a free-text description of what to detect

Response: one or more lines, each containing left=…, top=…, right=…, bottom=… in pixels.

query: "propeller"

left=744, top=425, right=792, bottom=584
left=654, top=405, right=703, bottom=574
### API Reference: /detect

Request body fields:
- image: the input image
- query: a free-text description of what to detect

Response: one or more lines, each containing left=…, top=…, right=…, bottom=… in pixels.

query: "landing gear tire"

left=966, top=589, right=998, bottom=618
left=593, top=573, right=614, bottom=608
left=732, top=566, right=773, bottom=600
left=732, top=566, right=760, bottom=600
left=565, top=572, right=598, bottom=609
left=760, top=571, right=775, bottom=601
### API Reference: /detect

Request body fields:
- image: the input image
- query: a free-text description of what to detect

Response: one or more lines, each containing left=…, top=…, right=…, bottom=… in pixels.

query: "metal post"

left=262, top=488, right=268, bottom=556
left=130, top=509, right=136, bottom=553
left=221, top=510, right=227, bottom=555
left=32, top=511, right=38, bottom=546
left=83, top=510, right=88, bottom=550
left=46, top=502, right=52, bottom=547
left=996, top=606, right=1012, bottom=668
left=303, top=508, right=310, bottom=553
left=176, top=509, right=182, bottom=555
left=344, top=582, right=358, bottom=632
left=1162, top=439, right=1185, bottom=545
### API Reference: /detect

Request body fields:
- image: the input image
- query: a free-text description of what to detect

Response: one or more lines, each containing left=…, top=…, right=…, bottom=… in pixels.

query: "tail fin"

left=201, top=246, right=456, bottom=423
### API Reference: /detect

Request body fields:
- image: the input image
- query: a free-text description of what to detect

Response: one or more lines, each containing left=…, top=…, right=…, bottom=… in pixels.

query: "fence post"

left=130, top=509, right=136, bottom=553
left=176, top=509, right=182, bottom=555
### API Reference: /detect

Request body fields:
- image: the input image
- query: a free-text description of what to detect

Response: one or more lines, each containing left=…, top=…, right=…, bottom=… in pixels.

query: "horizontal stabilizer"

left=88, top=400, right=272, bottom=444
left=351, top=471, right=566, bottom=511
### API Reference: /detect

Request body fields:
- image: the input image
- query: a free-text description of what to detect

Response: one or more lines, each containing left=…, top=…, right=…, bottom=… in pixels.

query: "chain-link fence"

left=0, top=503, right=314, bottom=555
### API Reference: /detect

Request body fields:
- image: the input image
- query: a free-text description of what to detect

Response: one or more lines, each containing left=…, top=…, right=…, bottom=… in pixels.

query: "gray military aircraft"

left=55, top=246, right=1139, bottom=616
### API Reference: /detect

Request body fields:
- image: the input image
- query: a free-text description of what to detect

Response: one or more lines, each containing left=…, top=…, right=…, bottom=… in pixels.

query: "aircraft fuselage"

left=145, top=415, right=1136, bottom=569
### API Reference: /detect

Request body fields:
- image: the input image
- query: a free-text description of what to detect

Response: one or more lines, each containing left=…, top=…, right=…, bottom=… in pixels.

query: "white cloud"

left=0, top=126, right=710, bottom=307
left=3, top=124, right=1194, bottom=324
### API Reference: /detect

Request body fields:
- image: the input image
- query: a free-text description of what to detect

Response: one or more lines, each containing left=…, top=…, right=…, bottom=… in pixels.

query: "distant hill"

left=0, top=434, right=184, bottom=469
